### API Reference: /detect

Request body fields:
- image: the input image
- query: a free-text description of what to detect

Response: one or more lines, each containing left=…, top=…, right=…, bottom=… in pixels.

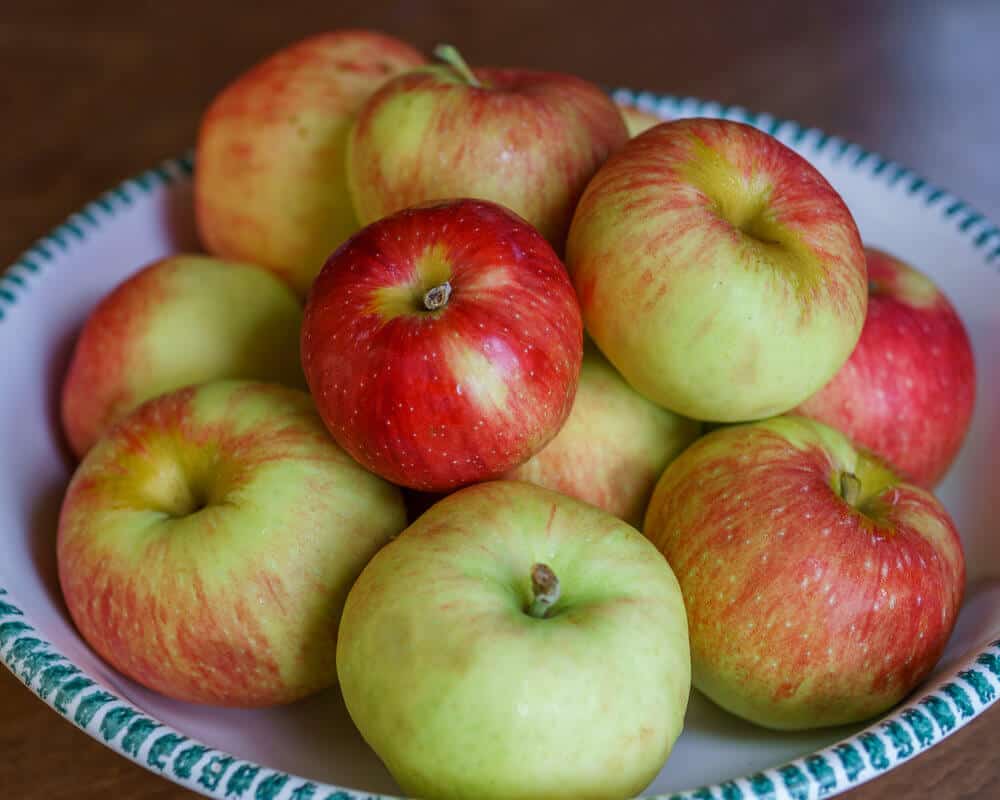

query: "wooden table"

left=3, top=2, right=998, bottom=797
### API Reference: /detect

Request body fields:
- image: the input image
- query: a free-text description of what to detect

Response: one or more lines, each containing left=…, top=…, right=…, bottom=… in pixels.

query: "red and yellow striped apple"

left=301, top=199, right=583, bottom=491
left=57, top=380, right=407, bottom=707
left=346, top=46, right=627, bottom=251
left=61, top=254, right=305, bottom=459
left=567, top=118, right=868, bottom=422
left=505, top=342, right=700, bottom=527
left=195, top=30, right=425, bottom=295
left=338, top=480, right=691, bottom=800
left=644, top=415, right=965, bottom=730
left=796, top=248, right=976, bottom=487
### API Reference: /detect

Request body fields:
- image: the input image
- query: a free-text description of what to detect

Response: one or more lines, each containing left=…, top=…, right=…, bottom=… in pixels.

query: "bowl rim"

left=3, top=89, right=1000, bottom=800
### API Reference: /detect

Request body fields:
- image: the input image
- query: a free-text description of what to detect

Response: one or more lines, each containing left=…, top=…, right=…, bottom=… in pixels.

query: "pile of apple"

left=55, top=29, right=975, bottom=800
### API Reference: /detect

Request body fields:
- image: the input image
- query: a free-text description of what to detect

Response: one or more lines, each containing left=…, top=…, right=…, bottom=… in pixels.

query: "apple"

left=566, top=117, right=868, bottom=422
left=505, top=342, right=701, bottom=527
left=57, top=380, right=407, bottom=707
left=644, top=415, right=965, bottom=730
left=195, top=30, right=425, bottom=296
left=346, top=45, right=628, bottom=250
left=301, top=198, right=584, bottom=491
left=61, top=254, right=306, bottom=459
left=338, top=480, right=691, bottom=800
left=795, top=247, right=976, bottom=487
left=616, top=102, right=664, bottom=137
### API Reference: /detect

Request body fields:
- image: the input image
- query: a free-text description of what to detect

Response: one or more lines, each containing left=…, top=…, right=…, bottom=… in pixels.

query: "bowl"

left=3, top=90, right=1000, bottom=799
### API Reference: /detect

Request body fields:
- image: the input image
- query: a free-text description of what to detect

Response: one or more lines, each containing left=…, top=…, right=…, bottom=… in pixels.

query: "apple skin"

left=195, top=30, right=425, bottom=296
left=505, top=342, right=701, bottom=527
left=338, top=480, right=691, bottom=800
left=567, top=117, right=868, bottom=422
left=795, top=247, right=976, bottom=487
left=301, top=199, right=584, bottom=491
left=616, top=103, right=664, bottom=137
left=57, top=380, right=407, bottom=707
left=61, top=254, right=305, bottom=459
left=346, top=60, right=628, bottom=250
left=644, top=415, right=965, bottom=730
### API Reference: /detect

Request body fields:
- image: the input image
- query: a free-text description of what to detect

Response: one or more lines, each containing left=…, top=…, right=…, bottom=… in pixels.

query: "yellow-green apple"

left=616, top=102, right=664, bottom=137
left=644, top=415, right=965, bottom=730
left=505, top=342, right=701, bottom=527
left=301, top=199, right=583, bottom=491
left=61, top=254, right=305, bottom=459
left=567, top=117, right=868, bottom=422
left=346, top=45, right=628, bottom=250
left=195, top=30, right=425, bottom=295
left=57, top=380, right=406, bottom=707
left=338, top=480, right=691, bottom=800
left=796, top=247, right=976, bottom=487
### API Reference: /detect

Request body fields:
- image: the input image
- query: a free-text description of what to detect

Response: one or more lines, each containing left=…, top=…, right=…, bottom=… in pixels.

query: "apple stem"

left=422, top=281, right=452, bottom=311
left=433, top=44, right=481, bottom=88
left=841, top=471, right=862, bottom=506
left=527, top=563, right=561, bottom=619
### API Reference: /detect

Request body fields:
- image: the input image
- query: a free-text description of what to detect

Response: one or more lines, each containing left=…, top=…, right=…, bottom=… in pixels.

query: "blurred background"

left=4, top=1, right=999, bottom=267
left=3, top=1, right=999, bottom=797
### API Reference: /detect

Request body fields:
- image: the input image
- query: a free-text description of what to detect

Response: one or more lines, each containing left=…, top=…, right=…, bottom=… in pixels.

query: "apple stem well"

left=840, top=471, right=862, bottom=506
left=422, top=281, right=452, bottom=311
left=433, top=44, right=481, bottom=88
left=527, top=563, right=561, bottom=619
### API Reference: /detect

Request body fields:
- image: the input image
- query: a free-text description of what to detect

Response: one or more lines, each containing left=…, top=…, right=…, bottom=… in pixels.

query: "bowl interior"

left=2, top=110, right=999, bottom=797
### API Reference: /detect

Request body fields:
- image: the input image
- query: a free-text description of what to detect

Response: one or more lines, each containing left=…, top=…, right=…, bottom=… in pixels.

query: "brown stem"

left=527, top=563, right=560, bottom=619
left=422, top=281, right=452, bottom=311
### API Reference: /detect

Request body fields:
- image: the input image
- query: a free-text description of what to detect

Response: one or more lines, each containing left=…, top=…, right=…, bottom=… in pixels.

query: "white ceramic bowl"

left=3, top=91, right=999, bottom=800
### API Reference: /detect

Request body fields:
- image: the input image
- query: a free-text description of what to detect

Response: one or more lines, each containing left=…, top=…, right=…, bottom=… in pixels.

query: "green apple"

left=61, top=254, right=305, bottom=458
left=58, top=380, right=407, bottom=707
left=567, top=117, right=868, bottom=422
left=644, top=415, right=965, bottom=729
left=195, top=30, right=426, bottom=295
left=505, top=342, right=701, bottom=527
left=338, top=480, right=691, bottom=800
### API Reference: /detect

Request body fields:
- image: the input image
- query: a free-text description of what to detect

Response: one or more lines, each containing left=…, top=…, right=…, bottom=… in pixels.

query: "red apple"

left=346, top=46, right=628, bottom=250
left=644, top=415, right=965, bottom=730
left=795, top=247, right=975, bottom=487
left=195, top=30, right=425, bottom=296
left=301, top=199, right=583, bottom=491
